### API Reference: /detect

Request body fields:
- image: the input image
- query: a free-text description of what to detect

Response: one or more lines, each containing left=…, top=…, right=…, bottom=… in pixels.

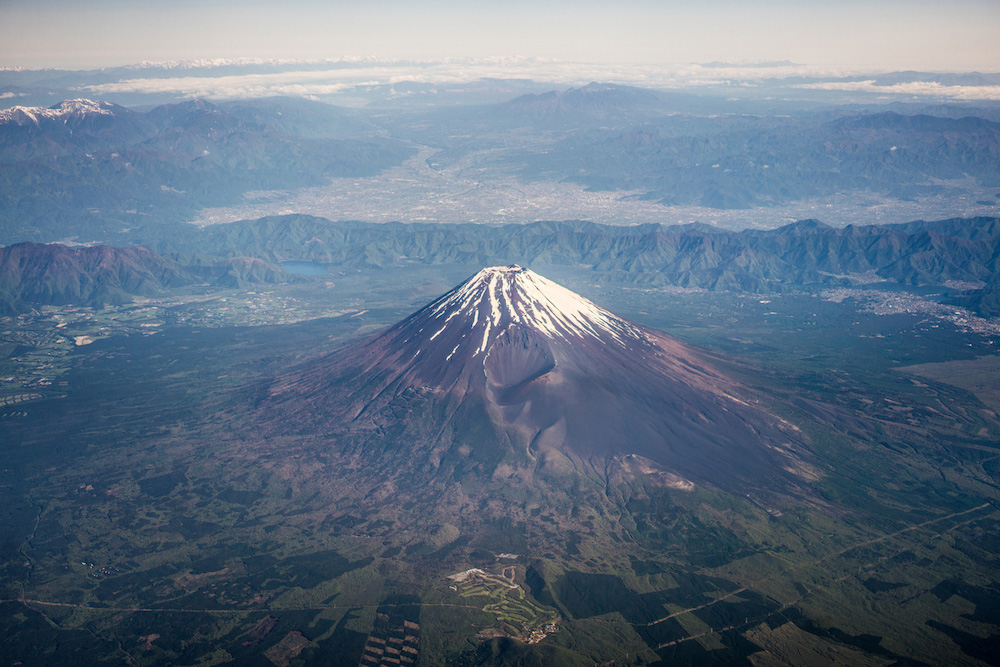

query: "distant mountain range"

left=511, top=111, right=1000, bottom=209
left=499, top=82, right=666, bottom=121
left=172, top=215, right=1000, bottom=292
left=0, top=98, right=413, bottom=242
left=3, top=92, right=998, bottom=246
left=6, top=216, right=998, bottom=317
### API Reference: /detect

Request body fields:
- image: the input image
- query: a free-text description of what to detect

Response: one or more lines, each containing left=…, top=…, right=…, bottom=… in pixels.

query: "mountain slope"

left=266, top=266, right=815, bottom=497
left=0, top=242, right=196, bottom=313
left=0, top=242, right=296, bottom=313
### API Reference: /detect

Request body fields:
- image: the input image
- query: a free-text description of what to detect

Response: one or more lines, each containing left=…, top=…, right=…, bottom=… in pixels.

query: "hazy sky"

left=1, top=0, right=998, bottom=71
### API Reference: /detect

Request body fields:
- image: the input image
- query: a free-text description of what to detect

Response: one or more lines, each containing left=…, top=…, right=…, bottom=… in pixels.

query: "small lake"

left=281, top=261, right=328, bottom=276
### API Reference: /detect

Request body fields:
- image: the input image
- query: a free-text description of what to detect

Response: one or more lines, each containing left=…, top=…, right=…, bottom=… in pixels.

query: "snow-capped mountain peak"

left=0, top=99, right=116, bottom=125
left=421, top=265, right=646, bottom=356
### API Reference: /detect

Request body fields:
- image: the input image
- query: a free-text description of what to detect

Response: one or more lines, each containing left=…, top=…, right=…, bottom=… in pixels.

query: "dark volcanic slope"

left=269, top=266, right=815, bottom=496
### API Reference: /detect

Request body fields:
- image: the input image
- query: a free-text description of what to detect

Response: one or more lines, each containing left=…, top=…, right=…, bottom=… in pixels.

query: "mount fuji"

left=266, top=266, right=817, bottom=498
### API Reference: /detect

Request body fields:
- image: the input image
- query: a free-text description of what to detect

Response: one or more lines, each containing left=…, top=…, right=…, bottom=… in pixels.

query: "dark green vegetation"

left=900, top=355, right=1000, bottom=413
left=2, top=256, right=1000, bottom=665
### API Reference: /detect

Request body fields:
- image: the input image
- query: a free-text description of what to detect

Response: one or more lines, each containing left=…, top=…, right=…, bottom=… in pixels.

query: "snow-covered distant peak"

left=0, top=99, right=116, bottom=125
left=420, top=265, right=648, bottom=356
left=52, top=99, right=114, bottom=114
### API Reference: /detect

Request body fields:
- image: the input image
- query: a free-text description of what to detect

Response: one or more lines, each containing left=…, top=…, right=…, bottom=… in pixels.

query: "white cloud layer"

left=78, top=59, right=890, bottom=100
left=796, top=80, right=1000, bottom=101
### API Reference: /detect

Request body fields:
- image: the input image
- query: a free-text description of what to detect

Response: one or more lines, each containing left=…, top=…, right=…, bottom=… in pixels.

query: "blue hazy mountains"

left=2, top=86, right=999, bottom=246
left=0, top=98, right=413, bottom=242
left=510, top=109, right=1000, bottom=209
